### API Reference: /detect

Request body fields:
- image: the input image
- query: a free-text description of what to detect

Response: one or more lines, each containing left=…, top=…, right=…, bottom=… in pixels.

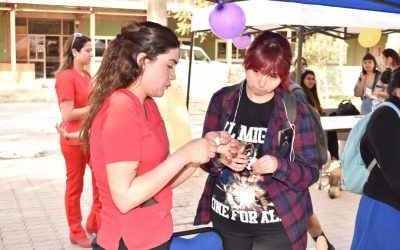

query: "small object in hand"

left=246, top=158, right=257, bottom=170
left=214, top=137, right=220, bottom=146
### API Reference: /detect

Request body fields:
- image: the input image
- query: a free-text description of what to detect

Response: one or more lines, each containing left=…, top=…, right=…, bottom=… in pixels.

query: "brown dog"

left=328, top=167, right=342, bottom=199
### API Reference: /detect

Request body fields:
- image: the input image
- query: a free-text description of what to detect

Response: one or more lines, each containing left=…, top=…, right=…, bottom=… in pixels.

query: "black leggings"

left=217, top=229, right=292, bottom=250
left=91, top=237, right=169, bottom=250
left=327, top=112, right=339, bottom=160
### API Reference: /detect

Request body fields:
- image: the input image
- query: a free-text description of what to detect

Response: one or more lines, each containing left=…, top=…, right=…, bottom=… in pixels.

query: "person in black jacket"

left=291, top=73, right=336, bottom=250
left=351, top=67, right=400, bottom=249
left=300, top=70, right=339, bottom=162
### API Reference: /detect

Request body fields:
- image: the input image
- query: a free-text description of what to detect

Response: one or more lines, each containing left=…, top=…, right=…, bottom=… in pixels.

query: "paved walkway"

left=0, top=97, right=360, bottom=250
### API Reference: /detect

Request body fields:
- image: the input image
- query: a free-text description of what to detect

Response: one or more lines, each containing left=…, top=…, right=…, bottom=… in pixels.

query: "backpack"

left=337, top=99, right=360, bottom=116
left=282, top=92, right=328, bottom=168
left=170, top=227, right=223, bottom=250
left=341, top=102, right=400, bottom=194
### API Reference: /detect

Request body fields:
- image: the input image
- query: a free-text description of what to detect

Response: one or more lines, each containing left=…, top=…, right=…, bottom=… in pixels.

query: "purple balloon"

left=232, top=34, right=252, bottom=49
left=209, top=3, right=246, bottom=39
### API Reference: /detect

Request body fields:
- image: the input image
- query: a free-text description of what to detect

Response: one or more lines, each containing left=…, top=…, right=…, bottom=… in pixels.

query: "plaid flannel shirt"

left=193, top=82, right=320, bottom=250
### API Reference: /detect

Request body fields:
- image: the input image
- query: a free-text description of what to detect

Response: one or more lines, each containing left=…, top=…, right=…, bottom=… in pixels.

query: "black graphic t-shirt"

left=211, top=87, right=284, bottom=234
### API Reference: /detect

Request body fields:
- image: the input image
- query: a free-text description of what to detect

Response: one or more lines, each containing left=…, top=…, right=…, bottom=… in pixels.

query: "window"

left=194, top=50, right=208, bottom=61
left=95, top=37, right=114, bottom=58
left=29, top=20, right=61, bottom=35
left=95, top=39, right=106, bottom=57
left=62, top=21, right=74, bottom=35
left=178, top=38, right=191, bottom=46
left=289, top=31, right=297, bottom=42
left=16, top=35, right=28, bottom=60
left=215, top=40, right=245, bottom=62
left=277, top=29, right=297, bottom=42
left=16, top=18, right=27, bottom=34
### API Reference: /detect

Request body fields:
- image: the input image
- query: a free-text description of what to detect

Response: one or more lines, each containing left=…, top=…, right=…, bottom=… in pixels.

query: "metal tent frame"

left=185, top=0, right=400, bottom=108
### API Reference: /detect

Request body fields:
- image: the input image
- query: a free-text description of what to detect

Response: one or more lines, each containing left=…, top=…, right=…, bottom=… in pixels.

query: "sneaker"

left=70, top=235, right=92, bottom=248
left=86, top=226, right=98, bottom=235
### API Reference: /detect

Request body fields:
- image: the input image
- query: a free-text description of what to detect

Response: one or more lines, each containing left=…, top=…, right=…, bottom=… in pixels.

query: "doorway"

left=28, top=35, right=61, bottom=78
left=28, top=35, right=45, bottom=78
left=17, top=18, right=73, bottom=80
left=45, top=36, right=60, bottom=78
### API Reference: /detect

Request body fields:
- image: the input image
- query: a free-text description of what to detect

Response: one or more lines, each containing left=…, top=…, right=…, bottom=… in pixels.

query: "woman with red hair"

left=194, top=31, right=320, bottom=249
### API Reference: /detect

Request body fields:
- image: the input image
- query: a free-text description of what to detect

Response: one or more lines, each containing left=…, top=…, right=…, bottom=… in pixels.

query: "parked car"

left=176, top=45, right=230, bottom=99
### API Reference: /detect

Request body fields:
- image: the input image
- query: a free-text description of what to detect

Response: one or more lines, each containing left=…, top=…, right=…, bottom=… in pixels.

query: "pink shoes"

left=70, top=235, right=92, bottom=248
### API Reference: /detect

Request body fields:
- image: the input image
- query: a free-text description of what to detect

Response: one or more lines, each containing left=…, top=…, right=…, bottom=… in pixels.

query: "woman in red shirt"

left=55, top=33, right=101, bottom=248
left=80, top=21, right=236, bottom=250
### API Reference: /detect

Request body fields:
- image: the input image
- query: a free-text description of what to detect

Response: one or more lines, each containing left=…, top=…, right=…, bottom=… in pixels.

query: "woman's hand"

left=179, top=138, right=217, bottom=165
left=55, top=123, right=68, bottom=138
left=218, top=143, right=248, bottom=172
left=55, top=123, right=80, bottom=140
left=354, top=73, right=367, bottom=97
left=359, top=72, right=366, bottom=82
left=204, top=131, right=232, bottom=154
left=205, top=131, right=249, bottom=170
left=251, top=155, right=278, bottom=175
left=372, top=90, right=387, bottom=99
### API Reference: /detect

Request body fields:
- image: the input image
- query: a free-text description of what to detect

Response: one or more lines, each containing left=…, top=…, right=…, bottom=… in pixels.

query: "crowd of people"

left=54, top=20, right=399, bottom=250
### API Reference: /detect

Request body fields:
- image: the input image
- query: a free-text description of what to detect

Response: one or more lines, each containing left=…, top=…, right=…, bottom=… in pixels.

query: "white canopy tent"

left=184, top=0, right=400, bottom=107
left=191, top=0, right=400, bottom=33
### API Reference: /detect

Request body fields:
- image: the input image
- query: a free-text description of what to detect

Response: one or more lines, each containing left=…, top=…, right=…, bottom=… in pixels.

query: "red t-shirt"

left=55, top=69, right=92, bottom=145
left=90, top=89, right=172, bottom=250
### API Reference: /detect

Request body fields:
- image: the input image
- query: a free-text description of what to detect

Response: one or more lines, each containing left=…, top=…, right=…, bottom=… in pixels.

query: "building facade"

left=0, top=0, right=190, bottom=83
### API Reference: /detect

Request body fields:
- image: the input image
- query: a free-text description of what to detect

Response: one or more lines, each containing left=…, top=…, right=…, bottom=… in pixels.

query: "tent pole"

left=186, top=32, right=195, bottom=109
left=296, top=26, right=305, bottom=84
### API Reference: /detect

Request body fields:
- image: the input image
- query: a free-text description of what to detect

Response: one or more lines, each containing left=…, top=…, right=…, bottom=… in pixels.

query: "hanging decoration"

left=209, top=2, right=246, bottom=39
left=358, top=28, right=382, bottom=48
left=232, top=34, right=252, bottom=49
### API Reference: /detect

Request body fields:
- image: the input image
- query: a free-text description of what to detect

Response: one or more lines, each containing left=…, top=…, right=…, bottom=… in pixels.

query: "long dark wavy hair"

left=388, top=69, right=400, bottom=96
left=382, top=48, right=400, bottom=68
left=55, top=33, right=91, bottom=77
left=381, top=68, right=392, bottom=85
left=300, top=70, right=323, bottom=115
left=81, top=21, right=180, bottom=150
left=243, top=30, right=292, bottom=92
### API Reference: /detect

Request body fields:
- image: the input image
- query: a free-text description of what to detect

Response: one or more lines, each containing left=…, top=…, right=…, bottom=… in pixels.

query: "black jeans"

left=92, top=237, right=169, bottom=250
left=327, top=112, right=339, bottom=160
left=217, top=229, right=292, bottom=250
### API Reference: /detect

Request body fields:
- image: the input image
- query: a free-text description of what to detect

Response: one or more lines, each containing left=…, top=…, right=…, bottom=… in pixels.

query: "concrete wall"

left=81, top=19, right=125, bottom=36
left=0, top=16, right=7, bottom=63
left=0, top=63, right=35, bottom=84
left=345, top=34, right=388, bottom=66
left=154, top=79, right=192, bottom=152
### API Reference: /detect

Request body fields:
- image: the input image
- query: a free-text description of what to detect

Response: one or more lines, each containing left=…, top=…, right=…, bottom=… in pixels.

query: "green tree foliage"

left=296, top=33, right=349, bottom=104
left=298, top=33, right=346, bottom=67
left=172, top=0, right=212, bottom=40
